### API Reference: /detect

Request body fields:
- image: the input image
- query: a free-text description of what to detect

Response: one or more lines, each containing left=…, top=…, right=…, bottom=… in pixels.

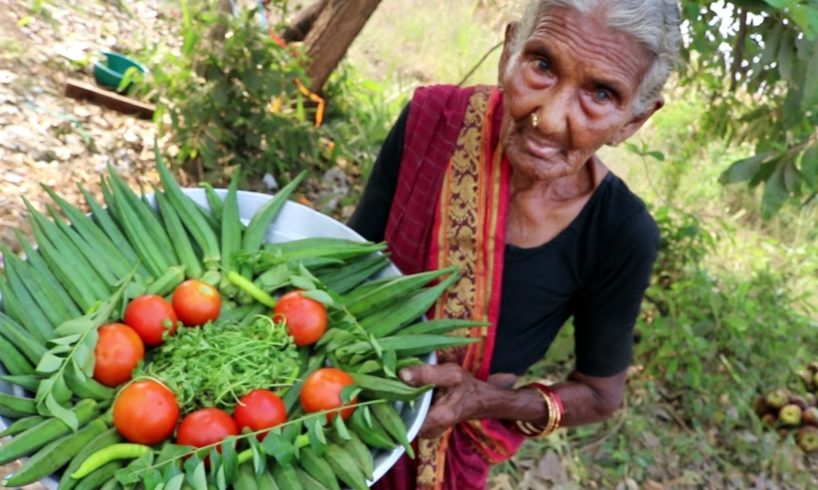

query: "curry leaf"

left=333, top=412, right=352, bottom=441
left=262, top=431, right=296, bottom=464
left=221, top=437, right=238, bottom=484
left=36, top=352, right=63, bottom=374
left=165, top=474, right=185, bottom=490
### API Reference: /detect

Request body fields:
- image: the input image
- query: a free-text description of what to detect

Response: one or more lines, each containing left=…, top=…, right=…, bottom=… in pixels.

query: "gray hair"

left=509, top=0, right=682, bottom=115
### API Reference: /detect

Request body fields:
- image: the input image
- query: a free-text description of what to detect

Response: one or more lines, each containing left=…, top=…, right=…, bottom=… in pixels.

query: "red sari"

left=376, top=85, right=524, bottom=490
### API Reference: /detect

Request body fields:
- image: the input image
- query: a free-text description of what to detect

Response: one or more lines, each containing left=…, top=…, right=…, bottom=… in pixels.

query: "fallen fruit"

left=796, top=426, right=818, bottom=453
left=802, top=407, right=818, bottom=427
left=779, top=404, right=802, bottom=426
left=766, top=389, right=789, bottom=410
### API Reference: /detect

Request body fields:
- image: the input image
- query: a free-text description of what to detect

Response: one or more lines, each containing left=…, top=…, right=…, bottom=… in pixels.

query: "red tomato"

left=172, top=280, right=222, bottom=326
left=93, top=323, right=145, bottom=387
left=300, top=367, right=356, bottom=421
left=233, top=389, right=287, bottom=440
left=124, top=295, right=179, bottom=346
left=113, top=380, right=179, bottom=445
left=176, top=408, right=238, bottom=449
left=273, top=291, right=327, bottom=346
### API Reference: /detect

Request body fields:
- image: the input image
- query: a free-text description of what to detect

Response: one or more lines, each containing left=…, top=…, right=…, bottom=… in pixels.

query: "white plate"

left=0, top=188, right=433, bottom=487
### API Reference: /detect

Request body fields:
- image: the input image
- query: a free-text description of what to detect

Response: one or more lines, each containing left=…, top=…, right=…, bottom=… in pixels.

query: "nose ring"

left=531, top=111, right=539, bottom=128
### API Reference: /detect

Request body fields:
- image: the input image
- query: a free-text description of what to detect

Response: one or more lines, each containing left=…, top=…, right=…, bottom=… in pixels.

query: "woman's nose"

left=533, top=87, right=570, bottom=136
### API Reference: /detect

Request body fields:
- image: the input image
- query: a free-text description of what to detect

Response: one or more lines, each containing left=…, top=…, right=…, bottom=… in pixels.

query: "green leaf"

left=36, top=352, right=63, bottom=374
left=801, top=144, right=818, bottom=189
left=762, top=162, right=789, bottom=219
left=74, top=342, right=93, bottom=377
left=383, top=349, right=397, bottom=378
left=165, top=474, right=185, bottom=490
left=646, top=151, right=665, bottom=161
left=333, top=412, right=352, bottom=441
left=719, top=152, right=772, bottom=184
left=281, top=419, right=302, bottom=443
left=248, top=437, right=266, bottom=476
left=221, top=437, right=238, bottom=484
left=800, top=43, right=818, bottom=111
left=341, top=385, right=361, bottom=404
left=362, top=406, right=374, bottom=428
left=302, top=289, right=335, bottom=306
left=143, top=469, right=164, bottom=490
left=45, top=393, right=78, bottom=430
left=777, top=30, right=796, bottom=82
left=52, top=374, right=72, bottom=404
left=184, top=458, right=207, bottom=490
left=54, top=316, right=95, bottom=336
left=763, top=0, right=787, bottom=8
left=262, top=431, right=296, bottom=464
left=308, top=416, right=327, bottom=455
left=49, top=334, right=82, bottom=346
left=291, top=275, right=316, bottom=291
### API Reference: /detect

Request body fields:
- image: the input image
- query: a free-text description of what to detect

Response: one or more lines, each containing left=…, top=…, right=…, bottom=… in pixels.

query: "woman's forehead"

left=525, top=7, right=652, bottom=85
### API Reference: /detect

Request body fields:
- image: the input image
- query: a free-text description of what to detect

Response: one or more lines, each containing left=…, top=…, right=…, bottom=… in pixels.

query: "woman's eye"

left=536, top=58, right=551, bottom=72
left=594, top=88, right=612, bottom=102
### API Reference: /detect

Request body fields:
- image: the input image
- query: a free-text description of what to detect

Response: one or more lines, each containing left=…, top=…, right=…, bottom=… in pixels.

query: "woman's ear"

left=498, top=22, right=519, bottom=87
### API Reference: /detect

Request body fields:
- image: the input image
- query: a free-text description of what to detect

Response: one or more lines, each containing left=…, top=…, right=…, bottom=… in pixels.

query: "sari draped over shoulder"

left=376, top=85, right=525, bottom=490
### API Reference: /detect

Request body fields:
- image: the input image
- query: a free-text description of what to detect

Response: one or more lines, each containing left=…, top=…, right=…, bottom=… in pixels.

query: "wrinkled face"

left=500, top=7, right=655, bottom=181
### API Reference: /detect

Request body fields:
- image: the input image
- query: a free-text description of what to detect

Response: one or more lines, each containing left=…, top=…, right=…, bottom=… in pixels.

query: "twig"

left=457, top=40, right=504, bottom=86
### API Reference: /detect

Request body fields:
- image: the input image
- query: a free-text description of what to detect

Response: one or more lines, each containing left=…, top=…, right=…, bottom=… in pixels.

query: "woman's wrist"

left=474, top=380, right=546, bottom=422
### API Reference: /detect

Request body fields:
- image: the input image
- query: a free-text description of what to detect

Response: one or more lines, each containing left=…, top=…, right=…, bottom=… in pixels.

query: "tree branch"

left=730, top=8, right=749, bottom=92
left=281, top=0, right=328, bottom=43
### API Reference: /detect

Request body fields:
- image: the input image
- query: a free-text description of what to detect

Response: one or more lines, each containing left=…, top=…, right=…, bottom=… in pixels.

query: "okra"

left=145, top=265, right=186, bottom=296
left=240, top=171, right=306, bottom=277
left=348, top=372, right=432, bottom=402
left=201, top=181, right=224, bottom=223
left=0, top=334, right=34, bottom=376
left=0, top=393, right=37, bottom=418
left=219, top=303, right=267, bottom=325
left=398, top=318, right=489, bottom=336
left=328, top=431, right=374, bottom=481
left=338, top=276, right=395, bottom=306
left=0, top=374, right=41, bottom=392
left=155, top=190, right=203, bottom=279
left=360, top=272, right=461, bottom=338
left=108, top=165, right=180, bottom=268
left=65, top=365, right=114, bottom=402
left=4, top=418, right=109, bottom=487
left=348, top=334, right=478, bottom=358
left=255, top=469, right=280, bottom=489
left=14, top=229, right=82, bottom=318
left=298, top=447, right=341, bottom=490
left=0, top=311, right=48, bottom=364
left=105, top=177, right=170, bottom=278
left=235, top=462, right=259, bottom=490
left=99, top=176, right=120, bottom=222
left=221, top=168, right=243, bottom=288
left=78, top=184, right=140, bottom=266
left=48, top=205, right=121, bottom=289
left=73, top=461, right=124, bottom=490
left=323, top=443, right=368, bottom=490
left=24, top=198, right=110, bottom=301
left=371, top=401, right=415, bottom=458
left=347, top=408, right=396, bottom=450
left=155, top=143, right=221, bottom=270
left=41, top=184, right=134, bottom=279
left=0, top=415, right=44, bottom=437
left=251, top=239, right=386, bottom=273
left=27, top=223, right=99, bottom=312
left=0, top=264, right=54, bottom=342
left=0, top=399, right=99, bottom=464
left=345, top=267, right=458, bottom=318
left=60, top=428, right=123, bottom=490
left=312, top=253, right=388, bottom=286
left=321, top=256, right=391, bottom=294
left=271, top=464, right=304, bottom=490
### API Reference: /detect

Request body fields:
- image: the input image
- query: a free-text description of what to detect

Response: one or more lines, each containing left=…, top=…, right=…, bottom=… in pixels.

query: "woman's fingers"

left=399, top=362, right=468, bottom=388
left=487, top=372, right=517, bottom=389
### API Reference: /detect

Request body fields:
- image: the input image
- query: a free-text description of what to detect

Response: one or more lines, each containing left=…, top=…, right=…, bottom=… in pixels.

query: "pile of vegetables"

left=0, top=147, right=480, bottom=489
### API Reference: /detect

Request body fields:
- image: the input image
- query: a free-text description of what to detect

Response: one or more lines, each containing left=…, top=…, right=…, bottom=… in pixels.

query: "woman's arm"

left=400, top=363, right=626, bottom=439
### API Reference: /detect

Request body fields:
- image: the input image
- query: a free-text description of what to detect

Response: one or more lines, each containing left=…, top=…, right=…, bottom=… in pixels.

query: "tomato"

left=176, top=408, right=238, bottom=449
left=233, top=389, right=287, bottom=440
left=273, top=291, right=327, bottom=346
left=113, top=380, right=179, bottom=445
left=93, top=323, right=145, bottom=387
left=123, top=295, right=179, bottom=346
left=300, top=367, right=356, bottom=421
left=172, top=280, right=222, bottom=326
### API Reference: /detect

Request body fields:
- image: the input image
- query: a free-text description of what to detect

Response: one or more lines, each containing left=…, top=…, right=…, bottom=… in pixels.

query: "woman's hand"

left=399, top=363, right=518, bottom=439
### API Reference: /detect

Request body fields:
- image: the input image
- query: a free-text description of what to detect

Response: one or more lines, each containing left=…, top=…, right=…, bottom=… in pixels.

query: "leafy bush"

left=150, top=4, right=326, bottom=184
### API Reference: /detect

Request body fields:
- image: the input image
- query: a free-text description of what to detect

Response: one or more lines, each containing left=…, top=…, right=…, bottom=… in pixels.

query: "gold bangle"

left=514, top=382, right=562, bottom=438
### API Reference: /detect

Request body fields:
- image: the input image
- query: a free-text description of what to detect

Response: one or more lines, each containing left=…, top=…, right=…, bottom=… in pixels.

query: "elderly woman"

left=349, top=0, right=682, bottom=488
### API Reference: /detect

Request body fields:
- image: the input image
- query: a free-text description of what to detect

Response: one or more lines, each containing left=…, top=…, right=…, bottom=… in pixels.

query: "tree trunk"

left=282, top=0, right=328, bottom=43
left=303, top=0, right=382, bottom=93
